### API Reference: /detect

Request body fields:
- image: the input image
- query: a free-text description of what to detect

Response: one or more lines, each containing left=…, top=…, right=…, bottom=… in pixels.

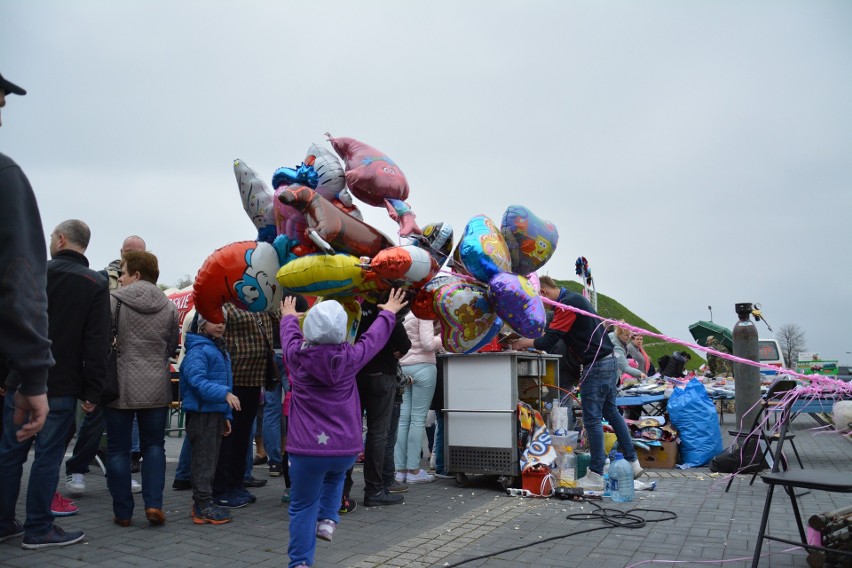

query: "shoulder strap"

left=111, top=300, right=122, bottom=344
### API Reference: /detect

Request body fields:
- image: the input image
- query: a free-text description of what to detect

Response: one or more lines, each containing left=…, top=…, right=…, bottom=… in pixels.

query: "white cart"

left=440, top=351, right=560, bottom=488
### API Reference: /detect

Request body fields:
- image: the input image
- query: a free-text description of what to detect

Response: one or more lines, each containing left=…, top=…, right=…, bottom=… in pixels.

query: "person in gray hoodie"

left=104, top=250, right=178, bottom=527
left=280, top=290, right=408, bottom=568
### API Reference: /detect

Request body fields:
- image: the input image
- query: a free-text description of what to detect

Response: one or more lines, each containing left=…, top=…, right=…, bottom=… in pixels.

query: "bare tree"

left=175, top=274, right=193, bottom=289
left=777, top=323, right=806, bottom=367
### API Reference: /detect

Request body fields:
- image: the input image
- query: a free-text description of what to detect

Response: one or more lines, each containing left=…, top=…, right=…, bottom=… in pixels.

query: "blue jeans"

left=288, top=454, right=356, bottom=568
left=262, top=379, right=284, bottom=466
left=175, top=436, right=192, bottom=481
left=395, top=363, right=437, bottom=471
left=579, top=355, right=637, bottom=474
left=0, top=391, right=76, bottom=537
left=434, top=409, right=446, bottom=475
left=104, top=406, right=168, bottom=520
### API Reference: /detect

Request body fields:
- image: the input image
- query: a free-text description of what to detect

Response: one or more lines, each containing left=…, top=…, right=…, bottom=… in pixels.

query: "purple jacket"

left=281, top=310, right=395, bottom=456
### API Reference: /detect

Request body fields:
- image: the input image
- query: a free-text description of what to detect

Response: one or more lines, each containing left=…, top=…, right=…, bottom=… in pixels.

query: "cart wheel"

left=455, top=472, right=470, bottom=487
left=497, top=475, right=516, bottom=490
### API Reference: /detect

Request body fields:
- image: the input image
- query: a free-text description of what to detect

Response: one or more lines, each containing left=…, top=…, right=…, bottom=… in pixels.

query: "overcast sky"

left=3, top=1, right=850, bottom=362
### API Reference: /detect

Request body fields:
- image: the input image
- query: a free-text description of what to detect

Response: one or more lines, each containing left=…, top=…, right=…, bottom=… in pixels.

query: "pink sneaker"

left=50, top=493, right=79, bottom=517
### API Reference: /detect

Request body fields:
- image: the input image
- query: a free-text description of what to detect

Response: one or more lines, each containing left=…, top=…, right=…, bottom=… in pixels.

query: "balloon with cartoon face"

left=454, top=215, right=511, bottom=284
left=193, top=241, right=284, bottom=324
left=488, top=272, right=546, bottom=338
left=327, top=134, right=409, bottom=206
left=500, top=205, right=559, bottom=275
left=431, top=277, right=503, bottom=353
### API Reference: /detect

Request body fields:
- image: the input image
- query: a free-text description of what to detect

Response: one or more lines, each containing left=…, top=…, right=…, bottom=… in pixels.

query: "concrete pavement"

left=1, top=411, right=849, bottom=567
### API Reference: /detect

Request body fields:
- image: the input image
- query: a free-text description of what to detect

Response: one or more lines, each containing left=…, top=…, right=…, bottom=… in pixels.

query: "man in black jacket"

left=0, top=218, right=110, bottom=549
left=341, top=295, right=411, bottom=508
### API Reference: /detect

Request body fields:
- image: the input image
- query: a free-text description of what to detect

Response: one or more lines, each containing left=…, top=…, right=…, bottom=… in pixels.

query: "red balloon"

left=193, top=241, right=283, bottom=324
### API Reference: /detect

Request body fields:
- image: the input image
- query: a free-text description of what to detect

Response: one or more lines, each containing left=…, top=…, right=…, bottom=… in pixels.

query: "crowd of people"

left=2, top=70, right=678, bottom=567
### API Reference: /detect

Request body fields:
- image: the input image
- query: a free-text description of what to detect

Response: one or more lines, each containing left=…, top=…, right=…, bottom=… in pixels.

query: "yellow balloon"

left=276, top=254, right=365, bottom=298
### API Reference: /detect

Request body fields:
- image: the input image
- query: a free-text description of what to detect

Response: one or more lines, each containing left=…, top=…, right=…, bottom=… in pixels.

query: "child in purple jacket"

left=280, top=289, right=408, bottom=568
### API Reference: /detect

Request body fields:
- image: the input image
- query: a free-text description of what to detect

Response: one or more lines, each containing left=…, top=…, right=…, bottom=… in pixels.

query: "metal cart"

left=440, top=351, right=560, bottom=489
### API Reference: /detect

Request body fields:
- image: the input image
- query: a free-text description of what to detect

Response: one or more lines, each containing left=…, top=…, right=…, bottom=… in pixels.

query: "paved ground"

left=1, top=411, right=849, bottom=567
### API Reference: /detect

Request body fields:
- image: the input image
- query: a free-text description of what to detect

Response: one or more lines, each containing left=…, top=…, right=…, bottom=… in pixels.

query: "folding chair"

left=750, top=396, right=852, bottom=567
left=724, top=379, right=804, bottom=493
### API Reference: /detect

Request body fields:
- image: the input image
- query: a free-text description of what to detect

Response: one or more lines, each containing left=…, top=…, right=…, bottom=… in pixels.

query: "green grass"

left=554, top=280, right=702, bottom=371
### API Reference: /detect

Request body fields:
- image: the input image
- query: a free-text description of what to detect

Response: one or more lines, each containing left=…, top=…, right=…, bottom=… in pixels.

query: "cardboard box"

left=637, top=440, right=678, bottom=469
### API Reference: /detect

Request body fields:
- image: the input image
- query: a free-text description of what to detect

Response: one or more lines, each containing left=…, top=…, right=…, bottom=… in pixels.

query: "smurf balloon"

left=194, top=241, right=285, bottom=324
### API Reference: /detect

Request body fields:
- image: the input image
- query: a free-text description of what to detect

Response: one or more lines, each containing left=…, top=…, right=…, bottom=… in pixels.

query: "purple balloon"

left=488, top=272, right=545, bottom=338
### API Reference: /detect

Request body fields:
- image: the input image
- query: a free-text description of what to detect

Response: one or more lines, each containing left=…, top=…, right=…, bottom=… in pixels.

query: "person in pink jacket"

left=394, top=312, right=442, bottom=484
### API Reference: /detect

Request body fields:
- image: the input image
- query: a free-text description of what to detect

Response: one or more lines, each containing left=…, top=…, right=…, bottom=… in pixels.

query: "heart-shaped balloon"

left=488, top=272, right=546, bottom=338
left=500, top=205, right=559, bottom=275
left=432, top=277, right=502, bottom=353
left=454, top=215, right=511, bottom=284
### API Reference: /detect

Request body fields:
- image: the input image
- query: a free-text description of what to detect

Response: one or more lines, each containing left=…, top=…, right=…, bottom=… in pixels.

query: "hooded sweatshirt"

left=109, top=280, right=179, bottom=409
left=281, top=309, right=396, bottom=456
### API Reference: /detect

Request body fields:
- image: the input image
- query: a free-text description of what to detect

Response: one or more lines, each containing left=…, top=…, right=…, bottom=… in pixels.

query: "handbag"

left=100, top=300, right=122, bottom=406
left=255, top=314, right=280, bottom=391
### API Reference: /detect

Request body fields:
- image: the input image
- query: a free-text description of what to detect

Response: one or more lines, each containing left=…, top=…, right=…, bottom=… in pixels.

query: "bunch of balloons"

left=193, top=135, right=559, bottom=353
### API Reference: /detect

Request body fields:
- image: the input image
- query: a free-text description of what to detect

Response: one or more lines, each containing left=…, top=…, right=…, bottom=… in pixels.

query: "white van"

left=758, top=338, right=785, bottom=376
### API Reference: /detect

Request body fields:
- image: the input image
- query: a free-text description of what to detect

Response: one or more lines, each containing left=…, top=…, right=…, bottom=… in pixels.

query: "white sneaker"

left=131, top=479, right=142, bottom=494
left=631, top=459, right=645, bottom=479
left=394, top=471, right=407, bottom=483
left=577, top=470, right=604, bottom=491
left=406, top=469, right=435, bottom=484
left=66, top=473, right=85, bottom=494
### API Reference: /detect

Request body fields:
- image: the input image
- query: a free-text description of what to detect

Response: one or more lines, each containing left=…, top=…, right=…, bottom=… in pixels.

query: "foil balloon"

left=431, top=278, right=503, bottom=353
left=271, top=163, right=318, bottom=190
left=273, top=185, right=315, bottom=253
left=368, top=246, right=439, bottom=288
left=454, top=215, right=511, bottom=284
left=326, top=134, right=409, bottom=206
left=275, top=253, right=365, bottom=298
left=500, top=205, right=559, bottom=275
left=305, top=143, right=346, bottom=200
left=488, top=273, right=546, bottom=338
left=233, top=160, right=276, bottom=243
left=408, top=222, right=453, bottom=266
left=385, top=198, right=421, bottom=236
left=278, top=186, right=394, bottom=258
left=410, top=274, right=457, bottom=321
left=194, top=241, right=284, bottom=324
left=526, top=271, right=541, bottom=293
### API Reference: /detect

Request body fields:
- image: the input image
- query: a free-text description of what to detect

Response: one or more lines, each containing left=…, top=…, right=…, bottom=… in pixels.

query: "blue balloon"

left=272, top=163, right=319, bottom=190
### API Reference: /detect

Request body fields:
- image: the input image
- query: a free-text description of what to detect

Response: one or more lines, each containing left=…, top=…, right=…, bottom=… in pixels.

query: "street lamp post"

left=708, top=305, right=713, bottom=322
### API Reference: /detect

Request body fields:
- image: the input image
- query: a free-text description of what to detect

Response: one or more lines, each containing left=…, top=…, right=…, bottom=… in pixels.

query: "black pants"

left=382, top=390, right=402, bottom=489
left=187, top=411, right=225, bottom=506
left=353, top=372, right=396, bottom=496
left=213, top=385, right=260, bottom=494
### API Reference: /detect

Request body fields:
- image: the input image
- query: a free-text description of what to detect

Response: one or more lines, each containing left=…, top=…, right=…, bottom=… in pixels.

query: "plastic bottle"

left=602, top=457, right=611, bottom=496
left=609, top=452, right=635, bottom=503
left=559, top=448, right=577, bottom=487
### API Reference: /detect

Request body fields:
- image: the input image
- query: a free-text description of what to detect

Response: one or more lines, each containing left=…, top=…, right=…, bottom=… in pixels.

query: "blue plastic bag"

left=668, top=378, right=723, bottom=468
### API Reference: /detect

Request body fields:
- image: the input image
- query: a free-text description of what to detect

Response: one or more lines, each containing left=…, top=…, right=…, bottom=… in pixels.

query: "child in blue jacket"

left=180, top=310, right=241, bottom=524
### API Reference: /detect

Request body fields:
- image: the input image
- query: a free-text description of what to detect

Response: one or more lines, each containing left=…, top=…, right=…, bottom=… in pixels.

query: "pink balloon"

left=327, top=134, right=409, bottom=207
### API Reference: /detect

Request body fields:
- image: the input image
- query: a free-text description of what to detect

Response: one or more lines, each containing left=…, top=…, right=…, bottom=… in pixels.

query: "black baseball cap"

left=0, top=73, right=26, bottom=96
